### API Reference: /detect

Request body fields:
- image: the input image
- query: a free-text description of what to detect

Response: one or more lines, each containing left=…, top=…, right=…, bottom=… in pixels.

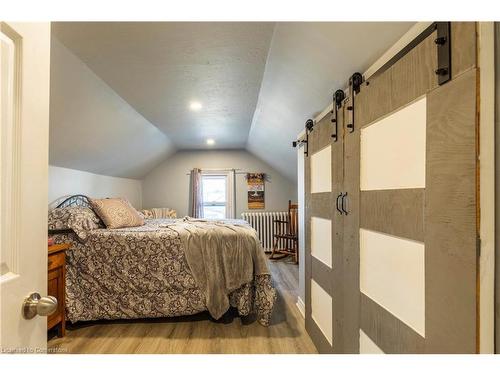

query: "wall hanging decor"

left=247, top=173, right=265, bottom=209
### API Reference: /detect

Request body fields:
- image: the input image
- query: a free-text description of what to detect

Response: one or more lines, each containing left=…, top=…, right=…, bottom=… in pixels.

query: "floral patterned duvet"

left=52, top=219, right=276, bottom=326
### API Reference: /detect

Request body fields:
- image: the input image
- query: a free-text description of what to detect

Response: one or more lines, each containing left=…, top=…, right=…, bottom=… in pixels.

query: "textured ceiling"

left=247, top=22, right=414, bottom=181
left=52, top=22, right=275, bottom=150
left=50, top=22, right=414, bottom=181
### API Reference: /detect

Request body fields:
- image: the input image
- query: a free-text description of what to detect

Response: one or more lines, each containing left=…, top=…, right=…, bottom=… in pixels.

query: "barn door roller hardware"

left=292, top=139, right=307, bottom=148
left=346, top=72, right=363, bottom=133
left=331, top=89, right=345, bottom=142
left=304, top=119, right=314, bottom=156
left=434, top=22, right=451, bottom=85
left=367, top=22, right=451, bottom=86
left=293, top=119, right=314, bottom=156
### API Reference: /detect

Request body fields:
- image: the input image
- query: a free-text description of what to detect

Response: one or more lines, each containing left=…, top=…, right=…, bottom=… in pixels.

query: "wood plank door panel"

left=342, top=95, right=361, bottom=353
left=305, top=114, right=334, bottom=353
left=305, top=103, right=345, bottom=353
left=390, top=30, right=438, bottom=110
left=424, top=69, right=477, bottom=353
left=355, top=24, right=478, bottom=354
left=331, top=104, right=345, bottom=353
left=451, top=22, right=477, bottom=79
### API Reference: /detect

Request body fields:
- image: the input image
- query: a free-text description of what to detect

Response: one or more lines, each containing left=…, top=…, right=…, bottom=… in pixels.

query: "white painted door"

left=0, top=22, right=51, bottom=353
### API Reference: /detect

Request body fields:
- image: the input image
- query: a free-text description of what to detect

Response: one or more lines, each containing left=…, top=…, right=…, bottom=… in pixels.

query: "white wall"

left=49, top=37, right=175, bottom=179
left=142, top=150, right=297, bottom=218
left=48, top=166, right=142, bottom=209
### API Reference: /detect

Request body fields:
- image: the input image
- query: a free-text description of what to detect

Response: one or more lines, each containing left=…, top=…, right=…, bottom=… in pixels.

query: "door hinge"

left=476, top=236, right=481, bottom=258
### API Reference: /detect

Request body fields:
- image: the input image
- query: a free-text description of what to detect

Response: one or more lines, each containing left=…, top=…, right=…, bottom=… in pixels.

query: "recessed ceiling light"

left=189, top=101, right=202, bottom=111
left=206, top=138, right=215, bottom=146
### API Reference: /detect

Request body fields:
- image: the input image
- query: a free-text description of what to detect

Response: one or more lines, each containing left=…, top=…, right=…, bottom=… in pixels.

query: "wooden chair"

left=269, top=200, right=299, bottom=264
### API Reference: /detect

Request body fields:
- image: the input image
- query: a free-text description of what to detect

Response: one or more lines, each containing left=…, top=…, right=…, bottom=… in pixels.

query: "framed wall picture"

left=247, top=173, right=265, bottom=209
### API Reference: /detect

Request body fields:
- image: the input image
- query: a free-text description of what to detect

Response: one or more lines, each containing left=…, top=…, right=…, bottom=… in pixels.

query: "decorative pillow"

left=48, top=206, right=103, bottom=241
left=90, top=198, right=144, bottom=229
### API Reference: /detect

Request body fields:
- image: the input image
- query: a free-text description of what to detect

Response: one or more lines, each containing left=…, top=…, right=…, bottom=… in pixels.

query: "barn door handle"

left=336, top=193, right=344, bottom=215
left=341, top=192, right=349, bottom=215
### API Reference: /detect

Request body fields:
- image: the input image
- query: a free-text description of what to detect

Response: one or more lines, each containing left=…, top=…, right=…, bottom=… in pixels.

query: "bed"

left=48, top=195, right=276, bottom=326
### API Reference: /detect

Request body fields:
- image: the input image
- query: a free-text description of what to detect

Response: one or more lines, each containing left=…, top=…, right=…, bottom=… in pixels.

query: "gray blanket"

left=164, top=218, right=270, bottom=319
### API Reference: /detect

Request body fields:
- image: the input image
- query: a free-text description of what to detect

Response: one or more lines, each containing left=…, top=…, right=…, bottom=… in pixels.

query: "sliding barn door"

left=305, top=100, right=345, bottom=353
left=355, top=23, right=478, bottom=354
left=304, top=22, right=478, bottom=354
left=342, top=93, right=361, bottom=353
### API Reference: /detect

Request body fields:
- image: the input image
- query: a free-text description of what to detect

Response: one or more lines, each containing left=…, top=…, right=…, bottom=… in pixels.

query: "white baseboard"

left=296, top=297, right=305, bottom=319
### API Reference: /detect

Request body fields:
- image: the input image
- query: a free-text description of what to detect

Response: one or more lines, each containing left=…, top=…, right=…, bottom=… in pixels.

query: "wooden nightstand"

left=48, top=243, right=69, bottom=337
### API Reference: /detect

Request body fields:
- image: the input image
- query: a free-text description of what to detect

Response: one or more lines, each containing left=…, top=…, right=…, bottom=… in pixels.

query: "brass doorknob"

left=22, top=292, right=57, bottom=319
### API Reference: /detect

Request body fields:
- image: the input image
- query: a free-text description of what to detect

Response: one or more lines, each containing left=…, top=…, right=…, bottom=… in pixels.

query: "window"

left=201, top=171, right=234, bottom=219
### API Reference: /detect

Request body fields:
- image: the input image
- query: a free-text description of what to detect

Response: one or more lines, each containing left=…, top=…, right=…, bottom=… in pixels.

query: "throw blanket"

left=141, top=208, right=177, bottom=219
left=163, top=218, right=270, bottom=320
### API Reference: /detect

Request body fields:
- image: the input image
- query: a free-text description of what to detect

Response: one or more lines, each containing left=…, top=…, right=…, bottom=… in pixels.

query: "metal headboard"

left=55, top=194, right=92, bottom=209
left=49, top=195, right=95, bottom=235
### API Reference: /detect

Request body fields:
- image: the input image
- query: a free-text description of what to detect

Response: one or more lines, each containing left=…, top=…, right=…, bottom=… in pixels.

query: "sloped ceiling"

left=51, top=22, right=274, bottom=150
left=49, top=37, right=175, bottom=179
left=247, top=22, right=414, bottom=181
left=50, top=22, right=414, bottom=180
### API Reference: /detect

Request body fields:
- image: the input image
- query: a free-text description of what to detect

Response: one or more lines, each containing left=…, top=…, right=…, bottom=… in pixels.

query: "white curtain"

left=190, top=168, right=203, bottom=218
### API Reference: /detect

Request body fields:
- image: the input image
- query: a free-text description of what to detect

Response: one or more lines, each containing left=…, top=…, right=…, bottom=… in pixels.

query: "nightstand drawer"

left=48, top=268, right=63, bottom=324
left=47, top=243, right=69, bottom=337
left=48, top=252, right=65, bottom=271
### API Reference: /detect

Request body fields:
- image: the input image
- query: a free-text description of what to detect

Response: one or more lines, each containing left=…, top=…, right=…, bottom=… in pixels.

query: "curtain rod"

left=185, top=169, right=269, bottom=180
left=191, top=168, right=241, bottom=172
left=185, top=168, right=249, bottom=176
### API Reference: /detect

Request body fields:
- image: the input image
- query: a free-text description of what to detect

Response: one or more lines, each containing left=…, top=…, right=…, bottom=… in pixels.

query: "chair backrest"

left=288, top=200, right=298, bottom=236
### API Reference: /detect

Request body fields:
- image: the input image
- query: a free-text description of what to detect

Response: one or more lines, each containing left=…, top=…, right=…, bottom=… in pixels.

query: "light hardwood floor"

left=47, top=260, right=317, bottom=354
